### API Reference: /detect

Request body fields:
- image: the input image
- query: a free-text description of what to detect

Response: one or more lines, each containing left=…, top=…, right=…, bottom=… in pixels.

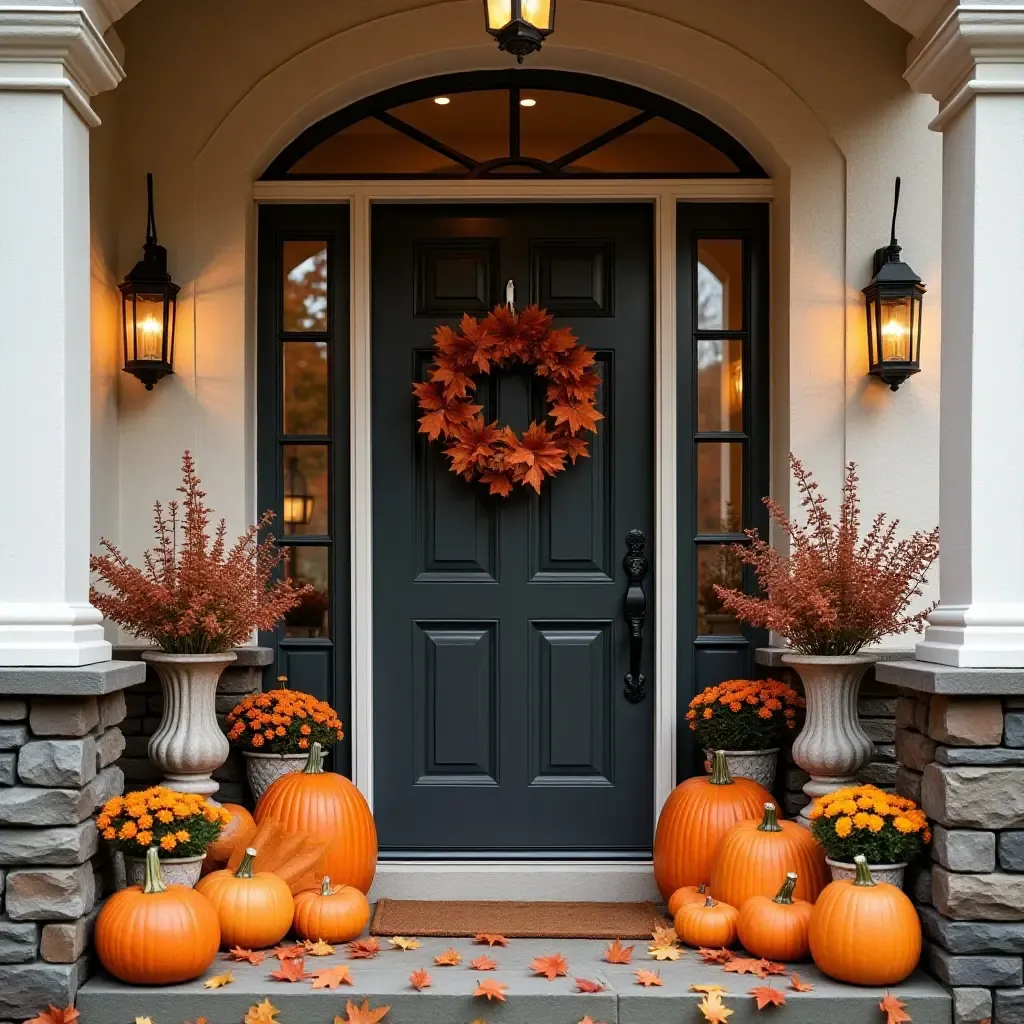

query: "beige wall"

left=92, top=0, right=943, bottom=644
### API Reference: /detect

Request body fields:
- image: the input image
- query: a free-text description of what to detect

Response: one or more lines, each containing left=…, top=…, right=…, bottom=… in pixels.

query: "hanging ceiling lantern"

left=863, top=177, right=926, bottom=392
left=119, top=173, right=179, bottom=390
left=283, top=456, right=315, bottom=527
left=483, top=0, right=556, bottom=63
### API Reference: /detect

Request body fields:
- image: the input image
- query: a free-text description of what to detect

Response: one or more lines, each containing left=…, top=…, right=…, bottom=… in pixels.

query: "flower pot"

left=826, top=857, right=907, bottom=889
left=704, top=748, right=779, bottom=790
left=782, top=653, right=877, bottom=824
left=124, top=853, right=205, bottom=889
left=143, top=651, right=237, bottom=798
left=244, top=751, right=309, bottom=801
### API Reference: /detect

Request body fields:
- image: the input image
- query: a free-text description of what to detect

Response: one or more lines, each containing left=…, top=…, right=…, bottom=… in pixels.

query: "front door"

left=372, top=204, right=654, bottom=857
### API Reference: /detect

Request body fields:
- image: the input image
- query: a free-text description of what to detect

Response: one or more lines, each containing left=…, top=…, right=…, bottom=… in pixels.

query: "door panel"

left=372, top=204, right=654, bottom=857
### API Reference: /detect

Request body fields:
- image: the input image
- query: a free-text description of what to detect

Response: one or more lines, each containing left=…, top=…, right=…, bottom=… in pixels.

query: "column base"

left=916, top=604, right=1024, bottom=668
left=0, top=604, right=111, bottom=667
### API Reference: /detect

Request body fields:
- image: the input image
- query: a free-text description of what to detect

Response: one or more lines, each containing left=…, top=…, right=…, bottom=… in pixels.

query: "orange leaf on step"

left=699, top=991, right=735, bottom=1024
left=335, top=998, right=391, bottom=1024
left=750, top=986, right=787, bottom=1010
left=647, top=943, right=682, bottom=961
left=270, top=957, right=311, bottom=982
left=578, top=1018, right=610, bottom=1024
left=603, top=939, right=634, bottom=964
left=388, top=936, right=421, bottom=951
left=25, top=1008, right=79, bottom=1024
left=228, top=947, right=266, bottom=965
left=634, top=969, right=663, bottom=987
left=203, top=970, right=234, bottom=989
left=434, top=947, right=463, bottom=966
left=243, top=1000, right=280, bottom=1024
left=789, top=973, right=814, bottom=992
left=470, top=955, right=498, bottom=971
left=880, top=993, right=912, bottom=1024
left=474, top=933, right=509, bottom=947
left=574, top=978, right=606, bottom=993
left=311, top=965, right=354, bottom=990
left=473, top=979, right=509, bottom=1002
left=530, top=953, right=569, bottom=980
left=409, top=968, right=432, bottom=991
left=756, top=959, right=788, bottom=977
left=347, top=938, right=381, bottom=960
left=271, top=943, right=306, bottom=961
left=698, top=948, right=735, bottom=965
left=650, top=925, right=680, bottom=948
left=724, top=958, right=768, bottom=978
left=304, top=939, right=336, bottom=956
left=692, top=985, right=728, bottom=994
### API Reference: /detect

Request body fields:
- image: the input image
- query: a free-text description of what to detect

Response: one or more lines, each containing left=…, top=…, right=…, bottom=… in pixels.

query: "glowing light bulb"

left=137, top=315, right=163, bottom=360
left=880, top=319, right=909, bottom=361
left=520, top=97, right=537, bottom=107
left=433, top=96, right=451, bottom=106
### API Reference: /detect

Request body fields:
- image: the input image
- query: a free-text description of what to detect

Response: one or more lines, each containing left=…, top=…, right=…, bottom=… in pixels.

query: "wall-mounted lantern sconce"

left=483, top=0, right=555, bottom=63
left=283, top=456, right=314, bottom=528
left=120, top=173, right=179, bottom=390
left=863, top=177, right=926, bottom=391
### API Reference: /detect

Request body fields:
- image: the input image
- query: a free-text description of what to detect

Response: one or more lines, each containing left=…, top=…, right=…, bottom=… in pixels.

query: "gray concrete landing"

left=77, top=935, right=951, bottom=1024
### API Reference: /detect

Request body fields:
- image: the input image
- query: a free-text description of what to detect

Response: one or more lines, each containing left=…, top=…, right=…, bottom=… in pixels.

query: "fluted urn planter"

left=782, top=653, right=877, bottom=824
left=143, top=651, right=237, bottom=798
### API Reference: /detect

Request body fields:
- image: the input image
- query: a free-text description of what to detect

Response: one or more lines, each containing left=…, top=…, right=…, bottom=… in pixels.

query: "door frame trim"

left=254, top=178, right=774, bottom=843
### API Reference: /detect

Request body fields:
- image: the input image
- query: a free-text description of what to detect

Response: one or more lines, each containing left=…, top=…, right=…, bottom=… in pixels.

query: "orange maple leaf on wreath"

left=603, top=939, right=634, bottom=964
left=270, top=957, right=311, bottom=982
left=409, top=968, right=432, bottom=991
left=445, top=417, right=502, bottom=478
left=310, top=964, right=354, bottom=990
left=25, top=1007, right=79, bottom=1024
left=530, top=952, right=569, bottom=980
left=574, top=977, right=606, bottom=993
left=335, top=998, right=391, bottom=1024
left=879, top=992, right=912, bottom=1024
left=507, top=422, right=567, bottom=494
left=470, top=954, right=499, bottom=971
left=634, top=968, right=663, bottom=987
left=473, top=978, right=509, bottom=1002
left=750, top=986, right=787, bottom=1010
left=474, top=933, right=509, bottom=947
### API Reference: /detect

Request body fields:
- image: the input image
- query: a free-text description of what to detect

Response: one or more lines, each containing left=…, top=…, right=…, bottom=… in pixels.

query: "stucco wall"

left=90, top=0, right=942, bottom=645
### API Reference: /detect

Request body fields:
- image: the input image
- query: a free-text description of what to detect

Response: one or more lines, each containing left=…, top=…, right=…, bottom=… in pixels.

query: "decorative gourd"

left=202, top=803, right=256, bottom=874
left=195, top=846, right=294, bottom=950
left=293, top=875, right=371, bottom=943
left=711, top=802, right=829, bottom=909
left=653, top=750, right=774, bottom=898
left=255, top=742, right=377, bottom=893
left=809, top=856, right=922, bottom=985
left=95, top=846, right=220, bottom=984
left=675, top=894, right=739, bottom=949
left=737, top=872, right=813, bottom=962
left=668, top=882, right=708, bottom=917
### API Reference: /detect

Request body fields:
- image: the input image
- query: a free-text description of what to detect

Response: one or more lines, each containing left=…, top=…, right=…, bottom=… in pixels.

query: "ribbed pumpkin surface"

left=737, top=888, right=813, bottom=961
left=255, top=770, right=377, bottom=894
left=203, top=803, right=255, bottom=869
left=196, top=864, right=294, bottom=949
left=293, top=880, right=370, bottom=943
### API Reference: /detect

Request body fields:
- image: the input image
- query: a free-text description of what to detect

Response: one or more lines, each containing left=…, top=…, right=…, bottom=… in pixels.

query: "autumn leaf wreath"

left=412, top=304, right=603, bottom=496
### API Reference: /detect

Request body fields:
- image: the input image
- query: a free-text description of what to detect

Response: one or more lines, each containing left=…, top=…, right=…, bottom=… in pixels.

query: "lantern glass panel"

left=486, top=0, right=512, bottom=28
left=283, top=444, right=329, bottom=536
left=486, top=0, right=552, bottom=29
left=879, top=294, right=913, bottom=362
left=132, top=293, right=167, bottom=361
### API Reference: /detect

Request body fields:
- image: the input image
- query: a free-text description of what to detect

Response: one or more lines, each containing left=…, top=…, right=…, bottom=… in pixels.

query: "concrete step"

left=78, top=936, right=952, bottom=1024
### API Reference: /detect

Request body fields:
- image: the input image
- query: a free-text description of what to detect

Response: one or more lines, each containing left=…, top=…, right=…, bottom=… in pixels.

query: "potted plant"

left=686, top=678, right=803, bottom=789
left=90, top=452, right=310, bottom=796
left=97, top=787, right=232, bottom=888
left=714, top=455, right=939, bottom=821
left=809, top=784, right=931, bottom=888
left=227, top=682, right=344, bottom=799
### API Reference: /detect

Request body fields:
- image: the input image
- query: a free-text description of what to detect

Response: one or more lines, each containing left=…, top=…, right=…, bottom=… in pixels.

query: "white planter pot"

left=244, top=751, right=309, bottom=801
left=704, top=748, right=779, bottom=790
left=143, top=651, right=237, bottom=798
left=782, top=653, right=877, bottom=824
left=124, top=853, right=205, bottom=889
left=826, top=857, right=907, bottom=889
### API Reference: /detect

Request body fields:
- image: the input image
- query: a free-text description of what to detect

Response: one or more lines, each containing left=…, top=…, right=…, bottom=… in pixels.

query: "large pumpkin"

left=202, top=803, right=256, bottom=874
left=95, top=846, right=220, bottom=984
left=674, top=895, right=739, bottom=949
left=196, top=846, right=294, bottom=950
left=653, top=750, right=774, bottom=898
left=710, top=802, right=829, bottom=909
left=736, top=872, right=813, bottom=961
left=293, top=876, right=370, bottom=943
left=809, top=856, right=921, bottom=985
left=255, top=742, right=377, bottom=893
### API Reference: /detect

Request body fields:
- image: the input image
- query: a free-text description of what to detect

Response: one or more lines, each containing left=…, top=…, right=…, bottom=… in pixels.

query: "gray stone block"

left=1007, top=712, right=1024, bottom=749
left=873, top=742, right=897, bottom=762
left=897, top=727, right=938, bottom=771
left=0, top=821, right=98, bottom=866
left=117, top=756, right=161, bottom=783
left=921, top=905, right=1024, bottom=954
left=933, top=826, right=997, bottom=873
left=97, top=690, right=126, bottom=729
left=147, top=694, right=162, bottom=714
left=0, top=958, right=88, bottom=1018
left=863, top=718, right=896, bottom=743
left=997, top=988, right=1024, bottom=1024
left=0, top=765, right=121, bottom=825
left=927, top=943, right=1022, bottom=986
left=782, top=765, right=810, bottom=789
left=17, top=737, right=96, bottom=788
left=908, top=862, right=933, bottom=906
left=860, top=697, right=897, bottom=717
left=953, top=986, right=992, bottom=1024
left=934, top=866, right=1024, bottom=921
left=123, top=693, right=148, bottom=717
left=213, top=758, right=241, bottom=782
left=119, top=718, right=144, bottom=736
left=876, top=661, right=1024, bottom=696
left=142, top=716, right=162, bottom=733
left=217, top=667, right=261, bottom=694
left=216, top=694, right=245, bottom=714
left=121, top=735, right=150, bottom=757
left=896, top=764, right=923, bottom=803
left=0, top=701, right=26, bottom=723
left=0, top=756, right=14, bottom=787
left=923, top=764, right=1024, bottom=829
left=95, top=726, right=125, bottom=770
left=859, top=761, right=897, bottom=786
left=0, top=661, right=146, bottom=697
left=215, top=781, right=246, bottom=805
left=5, top=864, right=95, bottom=921
left=28, top=697, right=98, bottom=738
left=929, top=696, right=1005, bottom=745
left=0, top=920, right=38, bottom=964
left=897, top=696, right=930, bottom=732
left=937, top=746, right=1024, bottom=766
left=40, top=908, right=98, bottom=964
left=0, top=726, right=27, bottom=753
left=1002, top=832, right=1024, bottom=873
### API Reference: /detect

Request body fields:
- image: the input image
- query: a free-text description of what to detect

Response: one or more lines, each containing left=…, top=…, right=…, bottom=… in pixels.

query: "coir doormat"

left=370, top=899, right=668, bottom=939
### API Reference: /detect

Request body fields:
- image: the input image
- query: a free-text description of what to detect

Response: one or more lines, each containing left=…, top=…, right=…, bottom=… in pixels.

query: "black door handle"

left=623, top=529, right=648, bottom=703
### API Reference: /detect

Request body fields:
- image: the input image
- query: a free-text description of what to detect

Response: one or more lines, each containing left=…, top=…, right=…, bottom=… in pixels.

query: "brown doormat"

left=370, top=899, right=669, bottom=940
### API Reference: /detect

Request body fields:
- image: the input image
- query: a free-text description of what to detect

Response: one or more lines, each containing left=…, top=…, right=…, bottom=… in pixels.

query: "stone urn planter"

left=143, top=651, right=238, bottom=797
left=782, top=653, right=877, bottom=824
left=704, top=748, right=779, bottom=790
left=244, top=751, right=309, bottom=801
left=124, top=853, right=206, bottom=889
left=825, top=857, right=907, bottom=889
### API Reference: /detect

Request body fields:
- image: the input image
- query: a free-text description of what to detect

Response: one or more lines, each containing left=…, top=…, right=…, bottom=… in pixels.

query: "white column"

left=0, top=8, right=122, bottom=665
left=908, top=6, right=1024, bottom=667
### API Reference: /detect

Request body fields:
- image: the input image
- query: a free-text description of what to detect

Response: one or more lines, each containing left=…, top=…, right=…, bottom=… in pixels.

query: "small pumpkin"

left=653, top=750, right=774, bottom=898
left=668, top=882, right=708, bottom=917
left=202, top=803, right=256, bottom=874
left=196, top=846, right=294, bottom=950
left=711, top=802, right=829, bottom=909
left=256, top=742, right=377, bottom=893
left=809, top=856, right=922, bottom=985
left=293, top=875, right=371, bottom=943
left=95, top=846, right=220, bottom=984
left=737, top=872, right=813, bottom=962
left=674, top=894, right=739, bottom=949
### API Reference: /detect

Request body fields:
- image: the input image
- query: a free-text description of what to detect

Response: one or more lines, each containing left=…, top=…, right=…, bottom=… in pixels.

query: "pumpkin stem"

left=697, top=882, right=706, bottom=896
left=757, top=802, right=783, bottom=833
left=702, top=895, right=716, bottom=909
left=320, top=875, right=333, bottom=897
left=773, top=872, right=798, bottom=905
left=235, top=847, right=257, bottom=879
left=853, top=854, right=876, bottom=887
left=142, top=846, right=167, bottom=895
left=303, top=741, right=325, bottom=775
left=708, top=750, right=733, bottom=786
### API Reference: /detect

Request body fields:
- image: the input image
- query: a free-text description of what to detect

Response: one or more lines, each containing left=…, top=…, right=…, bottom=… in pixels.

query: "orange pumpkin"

left=710, top=802, right=829, bottom=909
left=196, top=846, right=294, bottom=950
left=653, top=750, right=774, bottom=898
left=668, top=882, right=708, bottom=917
left=737, top=872, right=813, bottom=961
left=293, top=875, right=371, bottom=943
left=255, top=742, right=377, bottom=893
left=675, top=895, right=739, bottom=949
left=95, top=846, right=220, bottom=984
left=202, top=803, right=256, bottom=875
left=809, top=856, right=922, bottom=985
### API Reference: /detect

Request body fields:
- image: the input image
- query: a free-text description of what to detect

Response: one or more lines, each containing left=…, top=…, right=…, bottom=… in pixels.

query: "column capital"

left=907, top=5, right=1024, bottom=128
left=0, top=6, right=124, bottom=127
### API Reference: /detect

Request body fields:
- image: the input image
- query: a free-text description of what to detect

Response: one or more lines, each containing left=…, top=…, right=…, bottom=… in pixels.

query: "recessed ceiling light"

left=434, top=96, right=451, bottom=106
left=520, top=97, right=537, bottom=107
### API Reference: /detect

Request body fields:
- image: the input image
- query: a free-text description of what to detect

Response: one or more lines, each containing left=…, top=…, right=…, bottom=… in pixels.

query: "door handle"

left=623, top=529, right=648, bottom=703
